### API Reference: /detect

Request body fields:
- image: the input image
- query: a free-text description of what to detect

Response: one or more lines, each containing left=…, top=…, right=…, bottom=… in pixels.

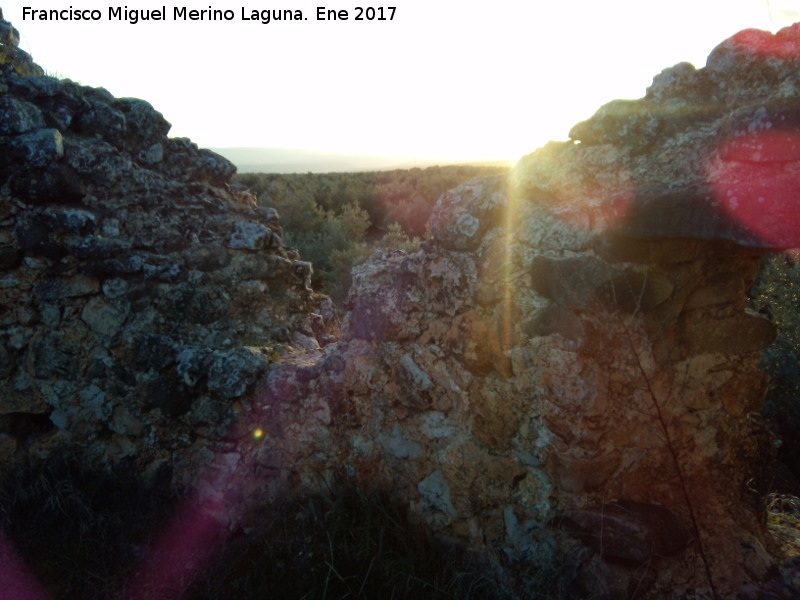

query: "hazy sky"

left=5, top=1, right=800, bottom=162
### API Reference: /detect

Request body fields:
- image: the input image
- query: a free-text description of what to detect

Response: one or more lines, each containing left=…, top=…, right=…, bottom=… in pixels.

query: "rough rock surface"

left=264, top=24, right=800, bottom=599
left=2, top=12, right=800, bottom=600
left=0, top=13, right=335, bottom=488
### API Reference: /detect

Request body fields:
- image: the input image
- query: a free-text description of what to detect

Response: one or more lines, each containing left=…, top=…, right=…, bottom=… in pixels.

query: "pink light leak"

left=118, top=485, right=228, bottom=600
left=708, top=25, right=800, bottom=248
left=555, top=178, right=635, bottom=234
left=721, top=129, right=800, bottom=164
left=0, top=528, right=51, bottom=600
left=726, top=24, right=800, bottom=60
left=118, top=431, right=268, bottom=600
left=710, top=131, right=800, bottom=248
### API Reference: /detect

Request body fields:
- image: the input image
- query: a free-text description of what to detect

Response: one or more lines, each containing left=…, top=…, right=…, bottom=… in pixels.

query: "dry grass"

left=0, top=455, right=571, bottom=600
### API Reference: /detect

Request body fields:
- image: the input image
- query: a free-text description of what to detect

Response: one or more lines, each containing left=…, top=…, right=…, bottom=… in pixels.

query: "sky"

left=4, top=1, right=800, bottom=163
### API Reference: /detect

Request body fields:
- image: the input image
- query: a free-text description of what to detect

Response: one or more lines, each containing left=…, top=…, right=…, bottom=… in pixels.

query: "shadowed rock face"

left=2, top=12, right=800, bottom=599
left=0, top=14, right=335, bottom=485
left=283, top=24, right=800, bottom=599
left=561, top=501, right=691, bottom=564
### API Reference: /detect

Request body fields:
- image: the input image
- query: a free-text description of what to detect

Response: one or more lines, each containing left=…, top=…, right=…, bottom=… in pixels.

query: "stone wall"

left=0, top=14, right=336, bottom=488
left=304, top=179, right=775, bottom=598
left=262, top=24, right=800, bottom=599
left=2, top=12, right=800, bottom=600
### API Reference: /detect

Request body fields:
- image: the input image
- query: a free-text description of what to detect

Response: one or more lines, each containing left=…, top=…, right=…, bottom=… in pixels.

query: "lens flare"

left=710, top=131, right=800, bottom=248
left=725, top=24, right=800, bottom=60
left=0, top=528, right=51, bottom=600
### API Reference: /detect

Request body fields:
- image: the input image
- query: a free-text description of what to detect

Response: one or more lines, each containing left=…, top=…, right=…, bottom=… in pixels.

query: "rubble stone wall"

left=0, top=14, right=335, bottom=488
left=2, top=12, right=800, bottom=599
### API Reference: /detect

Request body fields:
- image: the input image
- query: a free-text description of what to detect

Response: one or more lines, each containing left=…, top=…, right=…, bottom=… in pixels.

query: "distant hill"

left=210, top=147, right=512, bottom=173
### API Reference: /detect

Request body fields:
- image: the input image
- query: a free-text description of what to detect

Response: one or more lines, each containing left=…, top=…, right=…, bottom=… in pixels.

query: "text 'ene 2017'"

left=316, top=7, right=397, bottom=21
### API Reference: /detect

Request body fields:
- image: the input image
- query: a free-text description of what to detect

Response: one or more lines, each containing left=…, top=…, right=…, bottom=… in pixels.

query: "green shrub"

left=750, top=251, right=800, bottom=481
left=235, top=166, right=508, bottom=305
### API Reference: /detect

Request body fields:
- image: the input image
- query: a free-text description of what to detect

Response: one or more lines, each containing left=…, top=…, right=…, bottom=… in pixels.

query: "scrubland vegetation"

left=234, top=165, right=508, bottom=303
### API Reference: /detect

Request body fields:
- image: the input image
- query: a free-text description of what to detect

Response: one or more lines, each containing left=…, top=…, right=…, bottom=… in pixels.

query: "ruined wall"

left=261, top=24, right=800, bottom=599
left=0, top=14, right=335, bottom=487
left=299, top=179, right=775, bottom=598
left=2, top=12, right=800, bottom=600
